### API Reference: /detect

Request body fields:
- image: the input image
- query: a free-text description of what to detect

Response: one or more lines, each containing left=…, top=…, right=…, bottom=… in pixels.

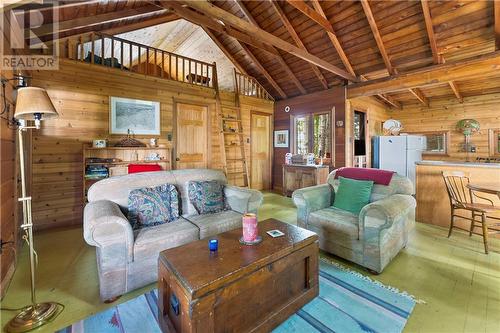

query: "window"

left=292, top=112, right=332, bottom=157
left=488, top=129, right=500, bottom=156
left=412, top=131, right=450, bottom=155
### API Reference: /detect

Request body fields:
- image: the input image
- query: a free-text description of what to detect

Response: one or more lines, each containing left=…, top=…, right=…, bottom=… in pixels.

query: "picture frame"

left=110, top=97, right=160, bottom=135
left=274, top=130, right=289, bottom=148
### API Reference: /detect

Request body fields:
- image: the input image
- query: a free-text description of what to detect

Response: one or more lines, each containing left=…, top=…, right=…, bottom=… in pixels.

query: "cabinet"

left=83, top=146, right=171, bottom=201
left=282, top=165, right=330, bottom=197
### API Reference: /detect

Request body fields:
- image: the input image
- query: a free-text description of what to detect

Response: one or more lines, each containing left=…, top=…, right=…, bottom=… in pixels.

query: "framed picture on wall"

left=110, top=97, right=160, bottom=135
left=274, top=130, right=289, bottom=148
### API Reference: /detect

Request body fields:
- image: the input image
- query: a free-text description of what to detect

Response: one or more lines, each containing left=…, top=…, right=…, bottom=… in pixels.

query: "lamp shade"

left=14, top=87, right=58, bottom=120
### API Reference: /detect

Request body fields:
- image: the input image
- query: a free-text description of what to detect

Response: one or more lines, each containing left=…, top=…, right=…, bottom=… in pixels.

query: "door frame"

left=173, top=99, right=211, bottom=170
left=250, top=110, right=273, bottom=190
left=351, top=108, right=370, bottom=167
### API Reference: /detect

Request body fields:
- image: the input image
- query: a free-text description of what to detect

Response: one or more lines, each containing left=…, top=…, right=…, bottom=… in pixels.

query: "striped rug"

left=57, top=260, right=417, bottom=333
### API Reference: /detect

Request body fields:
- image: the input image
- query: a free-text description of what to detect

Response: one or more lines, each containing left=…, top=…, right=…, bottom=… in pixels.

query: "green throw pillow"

left=333, top=176, right=374, bottom=214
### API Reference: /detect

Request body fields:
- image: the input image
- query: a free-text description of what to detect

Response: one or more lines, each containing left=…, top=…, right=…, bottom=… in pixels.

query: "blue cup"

left=209, top=239, right=218, bottom=252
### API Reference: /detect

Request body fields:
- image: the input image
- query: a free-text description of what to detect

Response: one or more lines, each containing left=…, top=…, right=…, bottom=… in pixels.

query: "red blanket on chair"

left=334, top=167, right=394, bottom=185
left=128, top=164, right=162, bottom=174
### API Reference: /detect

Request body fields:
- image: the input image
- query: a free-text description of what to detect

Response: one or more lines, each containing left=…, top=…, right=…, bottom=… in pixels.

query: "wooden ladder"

left=215, top=67, right=250, bottom=187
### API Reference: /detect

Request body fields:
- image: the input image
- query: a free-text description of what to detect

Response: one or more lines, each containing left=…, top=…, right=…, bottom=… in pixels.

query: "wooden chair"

left=442, top=171, right=500, bottom=254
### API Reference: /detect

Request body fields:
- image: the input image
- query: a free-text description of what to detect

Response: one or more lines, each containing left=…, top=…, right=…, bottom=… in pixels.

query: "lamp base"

left=5, top=302, right=63, bottom=333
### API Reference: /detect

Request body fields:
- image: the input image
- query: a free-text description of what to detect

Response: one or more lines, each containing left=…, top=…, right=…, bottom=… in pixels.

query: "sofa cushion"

left=309, top=207, right=359, bottom=239
left=188, top=180, right=227, bottom=214
left=128, top=183, right=179, bottom=230
left=186, top=210, right=242, bottom=239
left=333, top=177, right=374, bottom=214
left=133, top=218, right=199, bottom=261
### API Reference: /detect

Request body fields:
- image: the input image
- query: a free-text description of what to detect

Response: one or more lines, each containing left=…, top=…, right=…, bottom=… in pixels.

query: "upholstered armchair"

left=292, top=170, right=416, bottom=273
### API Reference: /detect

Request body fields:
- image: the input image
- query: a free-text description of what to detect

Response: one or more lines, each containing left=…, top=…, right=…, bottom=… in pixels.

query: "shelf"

left=86, top=160, right=168, bottom=165
left=222, top=118, right=241, bottom=122
left=85, top=147, right=169, bottom=150
left=222, top=132, right=243, bottom=135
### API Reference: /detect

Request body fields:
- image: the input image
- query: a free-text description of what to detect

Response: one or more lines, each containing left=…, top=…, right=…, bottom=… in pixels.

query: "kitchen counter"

left=415, top=162, right=500, bottom=235
left=416, top=160, right=500, bottom=168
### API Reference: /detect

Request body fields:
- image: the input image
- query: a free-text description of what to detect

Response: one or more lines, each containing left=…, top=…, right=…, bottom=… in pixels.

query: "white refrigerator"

left=372, top=135, right=426, bottom=193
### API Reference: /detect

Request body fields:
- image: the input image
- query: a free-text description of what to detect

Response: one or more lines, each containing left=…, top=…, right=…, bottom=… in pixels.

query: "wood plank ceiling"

left=18, top=0, right=500, bottom=107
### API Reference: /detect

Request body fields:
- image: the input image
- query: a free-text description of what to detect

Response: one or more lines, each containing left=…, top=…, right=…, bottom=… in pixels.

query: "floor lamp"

left=5, top=87, right=63, bottom=333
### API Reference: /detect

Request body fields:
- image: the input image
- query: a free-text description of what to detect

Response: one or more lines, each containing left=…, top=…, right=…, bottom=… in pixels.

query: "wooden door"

left=175, top=103, right=209, bottom=169
left=250, top=113, right=271, bottom=190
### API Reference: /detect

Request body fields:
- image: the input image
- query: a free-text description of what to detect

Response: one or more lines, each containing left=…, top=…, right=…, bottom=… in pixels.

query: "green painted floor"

left=1, top=192, right=500, bottom=332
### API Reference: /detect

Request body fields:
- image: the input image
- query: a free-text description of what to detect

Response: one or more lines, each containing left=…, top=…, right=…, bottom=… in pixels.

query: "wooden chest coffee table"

left=158, top=218, right=319, bottom=333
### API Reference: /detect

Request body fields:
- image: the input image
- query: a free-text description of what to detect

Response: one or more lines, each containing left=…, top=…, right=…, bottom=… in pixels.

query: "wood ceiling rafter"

left=495, top=0, right=500, bottom=50
left=289, top=0, right=396, bottom=109
left=162, top=0, right=287, bottom=98
left=32, top=4, right=167, bottom=38
left=268, top=0, right=328, bottom=90
left=171, top=0, right=358, bottom=82
left=234, top=0, right=307, bottom=95
left=360, top=0, right=428, bottom=107
left=347, top=51, right=500, bottom=98
left=100, top=12, right=180, bottom=36
left=421, top=0, right=462, bottom=103
left=202, top=27, right=248, bottom=76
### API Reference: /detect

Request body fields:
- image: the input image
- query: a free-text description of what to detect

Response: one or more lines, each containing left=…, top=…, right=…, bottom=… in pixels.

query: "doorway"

left=175, top=102, right=209, bottom=169
left=250, top=112, right=271, bottom=190
left=353, top=110, right=369, bottom=167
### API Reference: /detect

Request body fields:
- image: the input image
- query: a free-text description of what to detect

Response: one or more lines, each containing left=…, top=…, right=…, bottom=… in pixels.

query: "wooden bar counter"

left=416, top=161, right=500, bottom=233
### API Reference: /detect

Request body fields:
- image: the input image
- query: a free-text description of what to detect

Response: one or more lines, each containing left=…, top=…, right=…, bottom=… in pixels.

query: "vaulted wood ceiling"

left=17, top=0, right=500, bottom=107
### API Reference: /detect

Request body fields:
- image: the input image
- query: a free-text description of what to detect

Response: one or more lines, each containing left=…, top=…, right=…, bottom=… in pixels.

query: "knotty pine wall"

left=30, top=59, right=273, bottom=230
left=389, top=93, right=500, bottom=161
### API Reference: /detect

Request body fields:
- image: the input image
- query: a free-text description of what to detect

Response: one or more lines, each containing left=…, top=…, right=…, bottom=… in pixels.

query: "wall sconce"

left=336, top=120, right=344, bottom=127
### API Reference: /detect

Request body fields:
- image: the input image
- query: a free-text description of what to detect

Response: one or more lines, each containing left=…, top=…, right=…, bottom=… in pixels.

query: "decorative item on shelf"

left=285, top=153, right=292, bottom=165
left=457, top=119, right=480, bottom=161
left=383, top=119, right=403, bottom=136
left=306, top=153, right=316, bottom=166
left=85, top=165, right=109, bottom=179
left=291, top=154, right=305, bottom=165
left=7, top=87, right=64, bottom=333
left=145, top=153, right=161, bottom=161
left=149, top=138, right=158, bottom=147
left=239, top=213, right=262, bottom=245
left=114, top=129, right=146, bottom=147
left=92, top=139, right=107, bottom=148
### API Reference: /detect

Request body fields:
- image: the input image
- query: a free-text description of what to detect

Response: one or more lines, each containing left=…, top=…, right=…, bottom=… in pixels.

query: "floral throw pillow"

left=128, top=183, right=180, bottom=230
left=188, top=180, right=228, bottom=214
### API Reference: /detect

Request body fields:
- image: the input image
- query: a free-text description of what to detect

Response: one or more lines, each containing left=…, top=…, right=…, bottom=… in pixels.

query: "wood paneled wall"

left=30, top=59, right=273, bottom=230
left=0, top=12, right=19, bottom=298
left=273, top=87, right=346, bottom=191
left=346, top=97, right=391, bottom=167
left=390, top=94, right=500, bottom=161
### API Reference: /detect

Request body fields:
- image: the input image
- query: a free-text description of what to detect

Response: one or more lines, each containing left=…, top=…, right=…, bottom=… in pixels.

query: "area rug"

left=57, top=260, right=419, bottom=333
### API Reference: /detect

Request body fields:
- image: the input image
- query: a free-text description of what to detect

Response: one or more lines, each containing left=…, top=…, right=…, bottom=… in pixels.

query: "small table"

left=467, top=183, right=500, bottom=199
left=158, top=219, right=319, bottom=333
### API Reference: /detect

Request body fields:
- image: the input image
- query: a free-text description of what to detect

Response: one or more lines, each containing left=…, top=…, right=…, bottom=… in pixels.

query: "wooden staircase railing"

left=60, top=32, right=216, bottom=89
left=234, top=71, right=274, bottom=101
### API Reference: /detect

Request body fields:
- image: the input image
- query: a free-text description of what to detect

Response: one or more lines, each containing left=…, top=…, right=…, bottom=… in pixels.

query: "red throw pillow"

left=128, top=164, right=162, bottom=174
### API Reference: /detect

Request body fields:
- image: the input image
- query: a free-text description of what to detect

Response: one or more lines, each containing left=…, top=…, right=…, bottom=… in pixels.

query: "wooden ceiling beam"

left=448, top=81, right=463, bottom=103
left=202, top=27, right=248, bottom=76
left=234, top=0, right=306, bottom=94
left=284, top=0, right=334, bottom=34
left=239, top=43, right=287, bottom=99
left=101, top=13, right=180, bottom=36
left=169, top=0, right=358, bottom=82
left=268, top=0, right=328, bottom=89
left=377, top=94, right=402, bottom=110
left=421, top=0, right=441, bottom=64
left=360, top=0, right=394, bottom=75
left=347, top=51, right=500, bottom=98
left=32, top=5, right=167, bottom=37
left=495, top=0, right=500, bottom=50
left=409, top=88, right=429, bottom=107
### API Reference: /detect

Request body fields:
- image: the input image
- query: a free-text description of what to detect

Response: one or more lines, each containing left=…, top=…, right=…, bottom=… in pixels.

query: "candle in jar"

left=208, top=239, right=218, bottom=251
left=242, top=213, right=258, bottom=242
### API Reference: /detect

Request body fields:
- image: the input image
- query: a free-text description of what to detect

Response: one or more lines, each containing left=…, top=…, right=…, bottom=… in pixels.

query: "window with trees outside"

left=488, top=129, right=500, bottom=156
left=292, top=112, right=331, bottom=157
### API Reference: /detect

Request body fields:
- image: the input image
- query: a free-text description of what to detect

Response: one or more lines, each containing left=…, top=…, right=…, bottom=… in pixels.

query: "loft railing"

left=60, top=32, right=216, bottom=89
left=234, top=70, right=274, bottom=101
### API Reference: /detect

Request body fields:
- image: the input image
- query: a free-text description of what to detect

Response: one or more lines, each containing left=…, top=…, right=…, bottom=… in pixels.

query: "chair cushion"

left=128, top=183, right=179, bottom=230
left=133, top=218, right=199, bottom=261
left=309, top=207, right=359, bottom=239
left=333, top=177, right=374, bottom=214
left=188, top=180, right=228, bottom=214
left=187, top=210, right=242, bottom=239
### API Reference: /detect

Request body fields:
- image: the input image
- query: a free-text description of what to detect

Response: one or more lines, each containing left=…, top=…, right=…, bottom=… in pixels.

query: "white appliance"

left=372, top=135, right=426, bottom=193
